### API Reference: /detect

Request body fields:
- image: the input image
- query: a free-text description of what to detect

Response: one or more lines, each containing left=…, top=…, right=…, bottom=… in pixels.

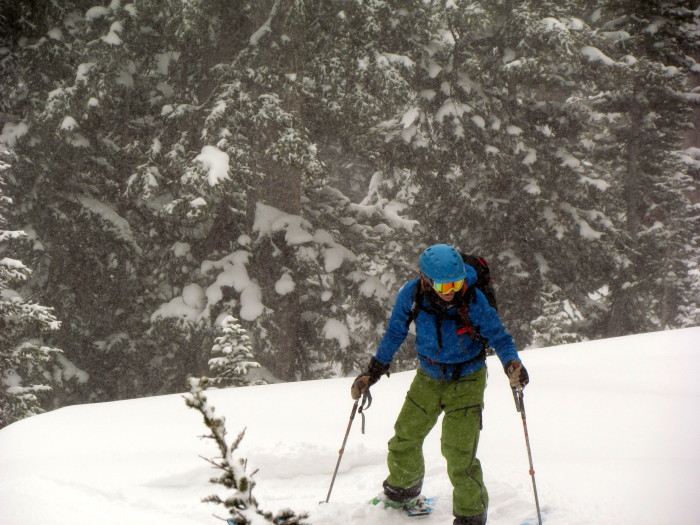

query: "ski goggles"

left=431, top=279, right=465, bottom=294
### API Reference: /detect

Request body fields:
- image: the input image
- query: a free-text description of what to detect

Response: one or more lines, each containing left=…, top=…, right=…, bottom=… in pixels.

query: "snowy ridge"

left=0, top=327, right=698, bottom=525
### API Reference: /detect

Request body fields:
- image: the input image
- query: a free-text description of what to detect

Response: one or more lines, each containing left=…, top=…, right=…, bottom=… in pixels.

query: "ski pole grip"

left=512, top=386, right=524, bottom=413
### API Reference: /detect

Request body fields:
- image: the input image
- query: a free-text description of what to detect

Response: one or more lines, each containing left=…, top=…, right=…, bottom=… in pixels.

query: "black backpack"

left=459, top=254, right=497, bottom=311
left=405, top=253, right=497, bottom=353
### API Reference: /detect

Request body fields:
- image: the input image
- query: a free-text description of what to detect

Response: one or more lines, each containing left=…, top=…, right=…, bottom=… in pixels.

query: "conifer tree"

left=578, top=0, right=700, bottom=335
left=365, top=0, right=699, bottom=345
left=2, top=0, right=164, bottom=403
left=185, top=377, right=307, bottom=524
left=363, top=1, right=616, bottom=346
left=4, top=0, right=417, bottom=401
left=208, top=315, right=262, bottom=387
left=7, top=0, right=696, bottom=410
left=0, top=156, right=62, bottom=428
left=123, top=0, right=419, bottom=381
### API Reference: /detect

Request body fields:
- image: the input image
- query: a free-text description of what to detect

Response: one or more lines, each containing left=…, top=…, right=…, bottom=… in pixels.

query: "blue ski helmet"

left=419, top=244, right=467, bottom=283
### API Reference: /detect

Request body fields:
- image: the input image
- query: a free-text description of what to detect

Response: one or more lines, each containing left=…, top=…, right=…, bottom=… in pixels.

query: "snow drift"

left=0, top=327, right=698, bottom=525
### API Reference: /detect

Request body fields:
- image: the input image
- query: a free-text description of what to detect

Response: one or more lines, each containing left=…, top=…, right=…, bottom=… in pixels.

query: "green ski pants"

left=385, top=366, right=488, bottom=518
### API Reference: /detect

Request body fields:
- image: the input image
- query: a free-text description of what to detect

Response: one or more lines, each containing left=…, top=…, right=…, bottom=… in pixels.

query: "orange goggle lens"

left=432, top=279, right=465, bottom=294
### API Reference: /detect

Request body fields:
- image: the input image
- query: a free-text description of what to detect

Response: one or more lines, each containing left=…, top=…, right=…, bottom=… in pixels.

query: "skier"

left=351, top=244, right=529, bottom=525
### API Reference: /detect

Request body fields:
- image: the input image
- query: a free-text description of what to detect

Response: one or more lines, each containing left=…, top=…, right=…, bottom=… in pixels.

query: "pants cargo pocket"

left=441, top=404, right=488, bottom=517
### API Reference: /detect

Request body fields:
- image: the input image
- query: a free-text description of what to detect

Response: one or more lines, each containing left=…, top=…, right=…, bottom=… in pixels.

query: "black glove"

left=505, top=360, right=529, bottom=389
left=351, top=357, right=390, bottom=400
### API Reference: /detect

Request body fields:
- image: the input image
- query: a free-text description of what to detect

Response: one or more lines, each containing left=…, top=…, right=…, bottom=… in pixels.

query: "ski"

left=369, top=495, right=435, bottom=517
left=405, top=497, right=435, bottom=517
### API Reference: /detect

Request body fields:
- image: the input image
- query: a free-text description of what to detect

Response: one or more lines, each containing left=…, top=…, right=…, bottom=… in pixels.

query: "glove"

left=351, top=357, right=390, bottom=400
left=505, top=360, right=529, bottom=389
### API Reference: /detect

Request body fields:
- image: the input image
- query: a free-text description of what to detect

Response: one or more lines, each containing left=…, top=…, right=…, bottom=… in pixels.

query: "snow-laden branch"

left=249, top=0, right=281, bottom=46
left=184, top=377, right=307, bottom=524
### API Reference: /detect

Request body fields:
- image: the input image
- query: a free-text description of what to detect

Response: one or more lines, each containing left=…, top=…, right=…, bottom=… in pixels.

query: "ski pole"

left=322, top=397, right=360, bottom=504
left=512, top=387, right=543, bottom=525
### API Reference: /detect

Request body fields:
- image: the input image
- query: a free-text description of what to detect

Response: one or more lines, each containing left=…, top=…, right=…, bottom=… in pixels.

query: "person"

left=351, top=244, right=529, bottom=525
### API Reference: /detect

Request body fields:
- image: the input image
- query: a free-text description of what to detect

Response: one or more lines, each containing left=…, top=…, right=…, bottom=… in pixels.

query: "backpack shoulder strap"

left=405, top=278, right=425, bottom=328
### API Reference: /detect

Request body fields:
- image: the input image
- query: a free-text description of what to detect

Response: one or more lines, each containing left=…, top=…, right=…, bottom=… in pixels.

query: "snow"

left=322, top=245, right=354, bottom=272
left=578, top=175, right=609, bottom=191
left=401, top=107, right=420, bottom=129
left=151, top=295, right=202, bottom=322
left=190, top=197, right=207, bottom=208
left=194, top=145, right=231, bottom=187
left=116, top=70, right=133, bottom=88
left=75, top=63, right=95, bottom=83
left=182, top=284, right=206, bottom=310
left=0, top=121, right=28, bottom=147
left=581, top=46, right=616, bottom=66
left=425, top=60, right=443, bottom=78
left=522, top=149, right=537, bottom=166
left=101, top=22, right=123, bottom=45
left=249, top=0, right=280, bottom=45
left=237, top=284, right=263, bottom=321
left=523, top=179, right=541, bottom=195
left=0, top=257, right=26, bottom=269
left=85, top=6, right=110, bottom=20
left=201, top=251, right=265, bottom=321
left=471, top=115, right=486, bottom=129
left=599, top=31, right=631, bottom=42
left=60, top=116, right=78, bottom=131
left=555, top=148, right=581, bottom=170
left=381, top=52, right=415, bottom=69
left=75, top=195, right=141, bottom=251
left=274, top=273, right=295, bottom=295
left=644, top=18, right=666, bottom=35
left=253, top=203, right=314, bottom=245
left=322, top=318, right=350, bottom=349
left=74, top=195, right=140, bottom=251
left=154, top=52, right=179, bottom=76
left=357, top=275, right=391, bottom=300
left=0, top=327, right=698, bottom=525
left=53, top=354, right=89, bottom=384
left=541, top=18, right=568, bottom=33
left=435, top=98, right=471, bottom=122
left=152, top=249, right=266, bottom=323
left=47, top=28, right=63, bottom=40
left=559, top=203, right=603, bottom=240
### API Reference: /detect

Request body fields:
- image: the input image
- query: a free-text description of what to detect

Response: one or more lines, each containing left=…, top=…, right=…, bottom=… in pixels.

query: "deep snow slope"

left=0, top=327, right=698, bottom=525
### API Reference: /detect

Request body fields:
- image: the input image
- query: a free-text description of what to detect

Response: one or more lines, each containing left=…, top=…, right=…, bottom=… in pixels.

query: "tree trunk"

left=607, top=106, right=642, bottom=337
left=247, top=0, right=305, bottom=381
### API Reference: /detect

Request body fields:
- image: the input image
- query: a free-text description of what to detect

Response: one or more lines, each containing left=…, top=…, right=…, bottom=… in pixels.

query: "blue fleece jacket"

left=375, top=264, right=519, bottom=380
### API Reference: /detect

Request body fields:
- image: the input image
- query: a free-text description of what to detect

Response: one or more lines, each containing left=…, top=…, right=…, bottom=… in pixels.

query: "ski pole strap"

left=358, top=388, right=372, bottom=434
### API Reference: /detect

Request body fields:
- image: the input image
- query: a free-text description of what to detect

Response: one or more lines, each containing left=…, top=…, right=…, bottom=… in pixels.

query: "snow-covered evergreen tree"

left=121, top=0, right=419, bottom=381
left=0, top=156, right=62, bottom=428
left=185, top=377, right=307, bottom=524
left=2, top=0, right=164, bottom=404
left=530, top=284, right=586, bottom=346
left=208, top=315, right=262, bottom=387
left=364, top=1, right=699, bottom=345
left=577, top=0, right=700, bottom=335
left=4, top=0, right=417, bottom=401
left=360, top=1, right=615, bottom=346
left=4, top=0, right=697, bottom=411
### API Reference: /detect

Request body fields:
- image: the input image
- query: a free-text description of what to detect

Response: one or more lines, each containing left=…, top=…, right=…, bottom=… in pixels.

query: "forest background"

left=1, top=0, right=699, bottom=429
